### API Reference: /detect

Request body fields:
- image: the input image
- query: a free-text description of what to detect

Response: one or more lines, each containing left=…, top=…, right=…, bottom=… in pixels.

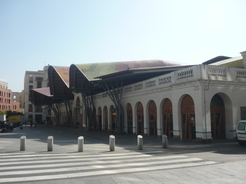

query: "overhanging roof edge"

left=31, top=87, right=53, bottom=97
left=95, top=65, right=194, bottom=79
left=71, top=64, right=97, bottom=82
left=49, top=65, right=70, bottom=88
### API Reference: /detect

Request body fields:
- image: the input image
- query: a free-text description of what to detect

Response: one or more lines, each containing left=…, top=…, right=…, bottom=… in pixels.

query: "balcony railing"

left=95, top=65, right=246, bottom=99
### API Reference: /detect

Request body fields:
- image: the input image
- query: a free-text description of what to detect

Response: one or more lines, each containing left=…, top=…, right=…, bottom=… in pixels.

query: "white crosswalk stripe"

left=0, top=151, right=216, bottom=183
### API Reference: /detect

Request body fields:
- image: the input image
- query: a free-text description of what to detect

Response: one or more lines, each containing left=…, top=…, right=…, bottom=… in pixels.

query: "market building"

left=30, top=50, right=246, bottom=142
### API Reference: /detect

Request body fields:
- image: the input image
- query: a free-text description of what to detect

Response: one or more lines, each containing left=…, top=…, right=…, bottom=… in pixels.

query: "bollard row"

left=20, top=134, right=168, bottom=152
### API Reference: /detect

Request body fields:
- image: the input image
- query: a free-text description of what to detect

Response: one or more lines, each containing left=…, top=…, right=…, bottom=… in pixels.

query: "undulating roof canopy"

left=70, top=64, right=104, bottom=94
left=48, top=66, right=74, bottom=101
left=215, top=56, right=243, bottom=68
left=32, top=54, right=245, bottom=106
left=30, top=87, right=59, bottom=106
left=72, top=60, right=180, bottom=81
left=203, top=56, right=243, bottom=68
left=202, top=56, right=231, bottom=65
left=95, top=65, right=193, bottom=88
left=70, top=60, right=184, bottom=94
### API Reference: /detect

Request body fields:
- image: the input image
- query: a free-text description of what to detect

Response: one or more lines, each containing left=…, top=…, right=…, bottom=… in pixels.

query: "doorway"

left=149, top=101, right=157, bottom=136
left=181, top=95, right=196, bottom=140
left=103, top=106, right=108, bottom=131
left=210, top=94, right=225, bottom=139
left=137, top=102, right=144, bottom=135
left=97, top=107, right=102, bottom=130
left=127, top=104, right=133, bottom=134
left=162, top=99, right=173, bottom=137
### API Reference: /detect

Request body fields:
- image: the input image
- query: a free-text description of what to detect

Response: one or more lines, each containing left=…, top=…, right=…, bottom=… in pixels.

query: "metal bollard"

left=20, top=136, right=26, bottom=151
left=109, top=135, right=115, bottom=151
left=47, top=136, right=53, bottom=151
left=137, top=135, right=143, bottom=150
left=78, top=136, right=84, bottom=152
left=162, top=134, right=168, bottom=148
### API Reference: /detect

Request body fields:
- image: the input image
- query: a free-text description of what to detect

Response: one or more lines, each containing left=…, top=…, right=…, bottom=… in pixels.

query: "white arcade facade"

left=31, top=50, right=246, bottom=142
left=71, top=51, right=246, bottom=141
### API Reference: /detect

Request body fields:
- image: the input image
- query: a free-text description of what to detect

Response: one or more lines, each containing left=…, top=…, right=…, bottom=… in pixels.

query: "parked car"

left=0, top=122, right=13, bottom=133
left=236, top=120, right=246, bottom=145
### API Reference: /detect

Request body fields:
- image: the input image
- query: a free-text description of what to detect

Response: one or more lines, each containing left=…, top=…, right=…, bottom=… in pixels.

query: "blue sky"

left=1, top=0, right=246, bottom=92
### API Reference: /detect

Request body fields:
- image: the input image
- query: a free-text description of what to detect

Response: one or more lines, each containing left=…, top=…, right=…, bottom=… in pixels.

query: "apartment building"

left=12, top=91, right=24, bottom=114
left=24, top=66, right=49, bottom=123
left=0, top=81, right=20, bottom=112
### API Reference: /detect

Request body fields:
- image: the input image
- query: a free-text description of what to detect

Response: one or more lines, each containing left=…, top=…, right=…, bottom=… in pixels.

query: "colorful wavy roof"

left=48, top=66, right=73, bottom=99
left=73, top=60, right=180, bottom=81
left=30, top=87, right=53, bottom=105
left=51, top=66, right=70, bottom=87
left=32, top=87, right=52, bottom=97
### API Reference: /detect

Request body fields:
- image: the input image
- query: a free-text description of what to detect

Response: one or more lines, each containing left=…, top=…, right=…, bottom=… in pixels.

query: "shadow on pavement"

left=1, top=124, right=246, bottom=156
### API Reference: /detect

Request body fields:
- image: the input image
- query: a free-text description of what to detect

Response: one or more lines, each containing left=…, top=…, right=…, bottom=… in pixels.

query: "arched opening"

left=137, top=102, right=144, bottom=135
left=210, top=94, right=225, bottom=139
left=127, top=103, right=133, bottom=134
left=97, top=107, right=102, bottom=130
left=162, top=98, right=173, bottom=137
left=148, top=100, right=157, bottom=136
left=103, top=106, right=108, bottom=131
left=62, top=111, right=65, bottom=125
left=92, top=106, right=96, bottom=130
left=75, top=96, right=81, bottom=128
left=83, top=110, right=88, bottom=129
left=181, top=95, right=196, bottom=140
left=110, top=105, right=116, bottom=133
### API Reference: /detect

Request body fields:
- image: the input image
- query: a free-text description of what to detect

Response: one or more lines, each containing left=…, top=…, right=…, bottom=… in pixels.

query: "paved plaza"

left=0, top=125, right=246, bottom=183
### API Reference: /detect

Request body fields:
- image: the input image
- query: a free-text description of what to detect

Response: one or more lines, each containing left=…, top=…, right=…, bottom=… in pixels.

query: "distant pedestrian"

left=30, top=121, right=33, bottom=127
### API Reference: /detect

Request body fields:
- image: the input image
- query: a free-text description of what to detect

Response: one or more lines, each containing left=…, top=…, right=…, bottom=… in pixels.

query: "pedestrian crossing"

left=0, top=151, right=216, bottom=183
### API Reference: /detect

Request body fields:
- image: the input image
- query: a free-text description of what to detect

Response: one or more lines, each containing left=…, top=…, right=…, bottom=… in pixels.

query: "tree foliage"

left=0, top=111, right=6, bottom=115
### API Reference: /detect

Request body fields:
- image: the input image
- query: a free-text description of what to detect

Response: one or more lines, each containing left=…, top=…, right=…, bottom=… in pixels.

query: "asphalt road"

left=1, top=125, right=246, bottom=184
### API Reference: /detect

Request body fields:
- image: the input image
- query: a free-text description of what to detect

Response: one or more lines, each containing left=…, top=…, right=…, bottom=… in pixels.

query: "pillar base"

left=173, top=135, right=180, bottom=140
left=196, top=138, right=213, bottom=143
